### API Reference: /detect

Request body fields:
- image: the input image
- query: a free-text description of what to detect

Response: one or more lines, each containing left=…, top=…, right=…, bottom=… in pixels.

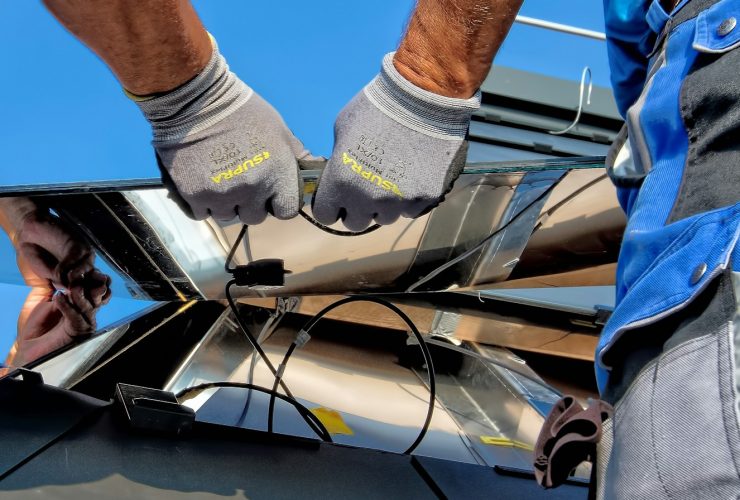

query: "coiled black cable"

left=266, top=296, right=436, bottom=455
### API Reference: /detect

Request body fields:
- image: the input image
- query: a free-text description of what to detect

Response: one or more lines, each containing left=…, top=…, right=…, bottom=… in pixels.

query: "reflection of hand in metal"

left=5, top=270, right=111, bottom=367
left=0, top=198, right=113, bottom=366
left=14, top=210, right=94, bottom=288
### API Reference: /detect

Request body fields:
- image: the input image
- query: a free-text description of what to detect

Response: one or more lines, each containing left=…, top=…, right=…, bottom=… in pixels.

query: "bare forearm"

left=42, top=0, right=211, bottom=95
left=394, top=0, right=522, bottom=98
left=0, top=197, right=38, bottom=246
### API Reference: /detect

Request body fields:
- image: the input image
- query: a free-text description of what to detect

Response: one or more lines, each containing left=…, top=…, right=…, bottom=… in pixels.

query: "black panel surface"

left=413, top=456, right=588, bottom=500
left=1, top=382, right=587, bottom=499
left=0, top=409, right=434, bottom=499
left=0, top=379, right=109, bottom=478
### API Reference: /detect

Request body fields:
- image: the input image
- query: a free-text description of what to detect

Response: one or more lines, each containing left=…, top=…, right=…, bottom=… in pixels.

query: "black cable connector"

left=223, top=225, right=434, bottom=452
left=231, top=259, right=288, bottom=287
left=223, top=225, right=332, bottom=442
left=226, top=223, right=289, bottom=287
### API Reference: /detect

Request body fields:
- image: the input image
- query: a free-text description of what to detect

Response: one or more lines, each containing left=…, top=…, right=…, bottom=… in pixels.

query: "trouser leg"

left=600, top=272, right=740, bottom=499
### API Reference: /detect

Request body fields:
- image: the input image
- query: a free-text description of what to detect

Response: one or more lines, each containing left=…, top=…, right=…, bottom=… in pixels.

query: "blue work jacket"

left=598, top=0, right=740, bottom=391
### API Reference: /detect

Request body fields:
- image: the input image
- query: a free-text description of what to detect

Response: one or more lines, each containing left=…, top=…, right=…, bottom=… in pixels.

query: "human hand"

left=312, top=53, right=479, bottom=231
left=7, top=270, right=111, bottom=367
left=14, top=210, right=94, bottom=288
left=136, top=40, right=310, bottom=224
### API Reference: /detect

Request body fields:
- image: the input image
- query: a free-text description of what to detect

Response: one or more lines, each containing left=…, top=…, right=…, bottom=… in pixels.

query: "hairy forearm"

left=42, top=0, right=211, bottom=95
left=394, top=0, right=522, bottom=98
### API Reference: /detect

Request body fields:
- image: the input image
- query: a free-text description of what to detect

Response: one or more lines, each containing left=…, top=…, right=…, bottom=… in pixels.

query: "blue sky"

left=0, top=0, right=607, bottom=185
left=0, top=1, right=608, bottom=360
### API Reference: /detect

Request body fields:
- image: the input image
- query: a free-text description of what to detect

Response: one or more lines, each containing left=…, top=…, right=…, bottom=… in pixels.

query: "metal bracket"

left=115, top=383, right=195, bottom=436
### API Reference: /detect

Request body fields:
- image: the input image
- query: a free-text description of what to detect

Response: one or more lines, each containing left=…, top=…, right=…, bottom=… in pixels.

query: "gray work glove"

left=133, top=39, right=309, bottom=224
left=312, top=52, right=480, bottom=231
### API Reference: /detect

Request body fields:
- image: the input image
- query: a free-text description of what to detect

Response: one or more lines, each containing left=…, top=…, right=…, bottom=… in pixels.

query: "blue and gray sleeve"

left=603, top=0, right=654, bottom=117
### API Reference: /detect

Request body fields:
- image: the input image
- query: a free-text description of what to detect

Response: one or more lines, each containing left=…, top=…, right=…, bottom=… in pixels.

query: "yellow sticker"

left=480, top=436, right=533, bottom=451
left=311, top=407, right=354, bottom=436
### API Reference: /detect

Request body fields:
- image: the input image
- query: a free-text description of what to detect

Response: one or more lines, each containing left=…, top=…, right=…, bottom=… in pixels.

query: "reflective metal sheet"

left=0, top=157, right=621, bottom=302
left=162, top=302, right=575, bottom=471
left=0, top=157, right=623, bottom=368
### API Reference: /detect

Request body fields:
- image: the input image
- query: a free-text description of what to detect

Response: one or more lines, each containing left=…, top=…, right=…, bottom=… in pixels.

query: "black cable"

left=225, top=174, right=560, bottom=447
left=224, top=282, right=286, bottom=393
left=236, top=343, right=260, bottom=428
left=267, top=296, right=436, bottom=455
left=175, top=382, right=332, bottom=442
left=227, top=215, right=372, bottom=428
left=228, top=225, right=278, bottom=428
left=237, top=309, right=284, bottom=428
left=299, top=209, right=381, bottom=236
left=405, top=174, right=567, bottom=292
left=529, top=174, right=607, bottom=233
left=267, top=342, right=297, bottom=434
left=235, top=363, right=254, bottom=427
left=228, top=224, right=253, bottom=428
left=225, top=280, right=330, bottom=441
left=224, top=226, right=331, bottom=441
left=225, top=224, right=249, bottom=273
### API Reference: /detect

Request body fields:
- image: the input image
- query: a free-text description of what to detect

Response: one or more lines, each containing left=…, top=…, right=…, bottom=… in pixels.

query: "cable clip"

left=115, top=383, right=195, bottom=436
left=294, top=329, right=312, bottom=348
left=276, top=296, right=300, bottom=315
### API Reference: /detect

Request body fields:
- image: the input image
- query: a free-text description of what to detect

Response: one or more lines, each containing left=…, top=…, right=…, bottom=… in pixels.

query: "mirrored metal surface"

left=0, top=157, right=622, bottom=366
left=0, top=269, right=593, bottom=480
left=162, top=303, right=579, bottom=472
left=0, top=158, right=622, bottom=303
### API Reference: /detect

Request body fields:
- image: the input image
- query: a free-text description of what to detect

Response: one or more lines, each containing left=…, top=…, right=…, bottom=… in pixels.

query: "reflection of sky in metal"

left=0, top=0, right=609, bottom=361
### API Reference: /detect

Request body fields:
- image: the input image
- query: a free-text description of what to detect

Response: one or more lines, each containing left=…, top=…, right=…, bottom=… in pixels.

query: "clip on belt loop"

left=533, top=396, right=613, bottom=489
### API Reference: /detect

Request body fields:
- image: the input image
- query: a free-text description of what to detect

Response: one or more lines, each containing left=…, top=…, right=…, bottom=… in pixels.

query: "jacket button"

left=717, top=17, right=737, bottom=37
left=690, top=263, right=707, bottom=285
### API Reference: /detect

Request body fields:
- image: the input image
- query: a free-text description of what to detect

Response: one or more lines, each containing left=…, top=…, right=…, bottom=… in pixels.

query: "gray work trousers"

left=597, top=272, right=740, bottom=499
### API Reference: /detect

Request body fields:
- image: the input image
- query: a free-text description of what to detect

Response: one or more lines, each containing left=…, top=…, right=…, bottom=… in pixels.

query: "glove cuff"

left=364, top=52, right=480, bottom=140
left=133, top=37, right=253, bottom=143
